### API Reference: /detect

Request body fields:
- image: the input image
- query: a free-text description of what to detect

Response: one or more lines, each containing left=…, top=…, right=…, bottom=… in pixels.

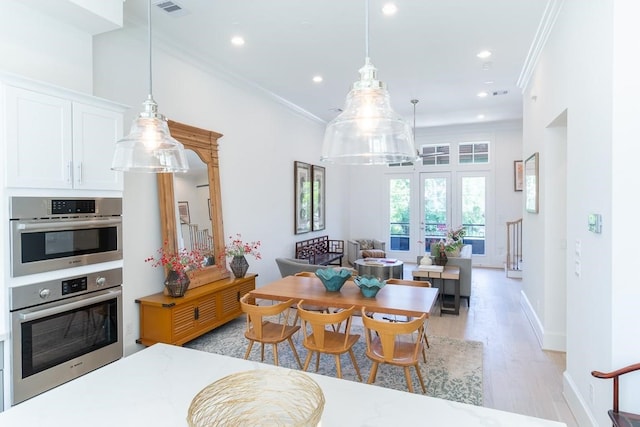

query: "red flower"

left=145, top=244, right=207, bottom=278
left=221, top=233, right=261, bottom=259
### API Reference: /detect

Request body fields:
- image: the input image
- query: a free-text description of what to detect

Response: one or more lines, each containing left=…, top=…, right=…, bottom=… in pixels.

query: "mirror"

left=157, top=120, right=229, bottom=286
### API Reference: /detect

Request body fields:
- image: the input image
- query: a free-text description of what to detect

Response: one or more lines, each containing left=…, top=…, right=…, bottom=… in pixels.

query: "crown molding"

left=121, top=17, right=326, bottom=126
left=516, top=0, right=565, bottom=92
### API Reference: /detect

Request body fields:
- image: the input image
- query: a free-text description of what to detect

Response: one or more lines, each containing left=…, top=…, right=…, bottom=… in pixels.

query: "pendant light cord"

left=364, top=0, right=369, bottom=60
left=147, top=0, right=153, bottom=98
left=413, top=100, right=417, bottom=140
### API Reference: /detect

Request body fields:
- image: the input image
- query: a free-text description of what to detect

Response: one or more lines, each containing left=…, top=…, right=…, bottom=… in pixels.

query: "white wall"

left=347, top=120, right=523, bottom=268
left=92, top=25, right=348, bottom=356
left=610, top=0, right=640, bottom=421
left=0, top=0, right=93, bottom=93
left=522, top=1, right=640, bottom=425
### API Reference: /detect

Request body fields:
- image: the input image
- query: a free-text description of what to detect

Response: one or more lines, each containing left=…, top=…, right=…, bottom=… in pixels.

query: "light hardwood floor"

left=406, top=265, right=578, bottom=426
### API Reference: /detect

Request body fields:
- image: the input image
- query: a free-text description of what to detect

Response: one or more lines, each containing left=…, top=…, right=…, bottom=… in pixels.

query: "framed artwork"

left=312, top=165, right=325, bottom=231
left=294, top=161, right=312, bottom=234
left=514, top=160, right=524, bottom=192
left=178, top=201, right=190, bottom=224
left=524, top=152, right=539, bottom=213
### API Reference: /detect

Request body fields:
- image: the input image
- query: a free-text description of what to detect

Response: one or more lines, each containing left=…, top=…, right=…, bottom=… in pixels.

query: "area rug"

left=184, top=317, right=483, bottom=406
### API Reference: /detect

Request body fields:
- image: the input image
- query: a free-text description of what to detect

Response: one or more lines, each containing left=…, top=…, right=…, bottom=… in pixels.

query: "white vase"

left=420, top=255, right=432, bottom=265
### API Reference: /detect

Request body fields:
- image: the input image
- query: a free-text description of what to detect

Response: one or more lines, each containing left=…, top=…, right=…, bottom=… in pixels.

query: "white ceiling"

left=122, top=0, right=548, bottom=128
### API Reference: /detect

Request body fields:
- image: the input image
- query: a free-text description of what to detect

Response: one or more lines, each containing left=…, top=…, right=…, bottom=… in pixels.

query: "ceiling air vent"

left=492, top=90, right=509, bottom=96
left=154, top=1, right=189, bottom=17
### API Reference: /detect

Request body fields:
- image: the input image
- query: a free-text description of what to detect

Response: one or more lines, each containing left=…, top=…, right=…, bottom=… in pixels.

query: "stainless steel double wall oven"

left=8, top=197, right=124, bottom=405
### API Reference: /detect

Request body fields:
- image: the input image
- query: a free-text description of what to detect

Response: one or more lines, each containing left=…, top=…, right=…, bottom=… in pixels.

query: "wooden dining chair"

left=239, top=293, right=303, bottom=369
left=591, top=362, right=640, bottom=427
left=385, top=278, right=432, bottom=357
left=292, top=272, right=335, bottom=327
left=296, top=301, right=363, bottom=381
left=295, top=271, right=357, bottom=326
left=361, top=307, right=427, bottom=393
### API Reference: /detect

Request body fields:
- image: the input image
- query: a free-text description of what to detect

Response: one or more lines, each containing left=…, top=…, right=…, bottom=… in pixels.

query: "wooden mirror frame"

left=157, top=120, right=229, bottom=287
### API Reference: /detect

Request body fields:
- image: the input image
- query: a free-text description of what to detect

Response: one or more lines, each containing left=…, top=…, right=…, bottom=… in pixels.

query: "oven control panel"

left=51, top=199, right=96, bottom=214
left=9, top=267, right=123, bottom=311
left=62, top=276, right=88, bottom=296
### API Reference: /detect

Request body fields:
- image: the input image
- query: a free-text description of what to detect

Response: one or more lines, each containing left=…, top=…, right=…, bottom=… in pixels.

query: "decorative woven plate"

left=187, top=369, right=325, bottom=426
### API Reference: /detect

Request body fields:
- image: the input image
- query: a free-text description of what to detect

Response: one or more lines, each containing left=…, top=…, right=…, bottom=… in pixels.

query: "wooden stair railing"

left=182, top=223, right=214, bottom=254
left=506, top=218, right=522, bottom=276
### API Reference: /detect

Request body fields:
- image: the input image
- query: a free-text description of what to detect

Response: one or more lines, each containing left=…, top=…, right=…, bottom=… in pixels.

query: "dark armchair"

left=591, top=362, right=640, bottom=427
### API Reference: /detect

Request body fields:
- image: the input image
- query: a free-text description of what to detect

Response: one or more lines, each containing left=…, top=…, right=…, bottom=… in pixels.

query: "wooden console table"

left=136, top=274, right=257, bottom=346
left=412, top=266, right=461, bottom=315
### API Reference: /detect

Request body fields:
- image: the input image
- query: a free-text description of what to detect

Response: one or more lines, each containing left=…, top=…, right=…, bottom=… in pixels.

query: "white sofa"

left=347, top=239, right=386, bottom=266
left=417, top=244, right=472, bottom=306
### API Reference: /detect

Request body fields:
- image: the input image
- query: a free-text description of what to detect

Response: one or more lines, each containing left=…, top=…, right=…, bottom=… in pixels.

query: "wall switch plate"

left=588, top=213, right=602, bottom=233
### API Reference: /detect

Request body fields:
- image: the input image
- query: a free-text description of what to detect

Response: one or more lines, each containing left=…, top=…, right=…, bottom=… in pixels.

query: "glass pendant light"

left=321, top=0, right=415, bottom=165
left=111, top=0, right=188, bottom=173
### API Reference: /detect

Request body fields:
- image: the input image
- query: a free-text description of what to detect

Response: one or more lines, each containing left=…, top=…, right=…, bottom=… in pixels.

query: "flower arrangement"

left=222, top=234, right=262, bottom=259
left=145, top=244, right=206, bottom=278
left=438, top=225, right=466, bottom=253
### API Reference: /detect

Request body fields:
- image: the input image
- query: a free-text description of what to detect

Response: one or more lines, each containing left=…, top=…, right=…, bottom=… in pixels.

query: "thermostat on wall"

left=588, top=213, right=602, bottom=233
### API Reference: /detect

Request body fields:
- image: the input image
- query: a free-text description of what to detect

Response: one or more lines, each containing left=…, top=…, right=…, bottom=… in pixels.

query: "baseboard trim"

left=519, top=290, right=566, bottom=351
left=506, top=270, right=523, bottom=279
left=542, top=331, right=566, bottom=352
left=520, top=290, right=544, bottom=347
left=563, top=371, right=598, bottom=427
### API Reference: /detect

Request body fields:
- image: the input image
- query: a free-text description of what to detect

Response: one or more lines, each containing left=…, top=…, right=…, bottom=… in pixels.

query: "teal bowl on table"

left=315, top=268, right=352, bottom=292
left=353, top=275, right=386, bottom=298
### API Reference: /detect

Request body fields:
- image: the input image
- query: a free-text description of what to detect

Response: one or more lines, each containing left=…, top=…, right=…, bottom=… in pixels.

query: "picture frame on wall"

left=312, top=165, right=325, bottom=231
left=524, top=152, right=539, bottom=213
left=178, top=201, right=190, bottom=224
left=514, top=160, right=524, bottom=192
left=294, top=161, right=312, bottom=234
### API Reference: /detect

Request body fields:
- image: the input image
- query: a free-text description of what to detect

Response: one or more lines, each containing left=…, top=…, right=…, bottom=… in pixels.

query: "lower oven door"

left=11, top=286, right=123, bottom=405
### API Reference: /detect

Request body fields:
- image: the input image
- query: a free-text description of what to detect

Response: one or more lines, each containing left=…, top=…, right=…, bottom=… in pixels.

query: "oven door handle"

left=19, top=289, right=122, bottom=322
left=16, top=218, right=122, bottom=231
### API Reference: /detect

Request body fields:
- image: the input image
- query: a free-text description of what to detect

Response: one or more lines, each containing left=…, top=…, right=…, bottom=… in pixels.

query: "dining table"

left=248, top=274, right=439, bottom=317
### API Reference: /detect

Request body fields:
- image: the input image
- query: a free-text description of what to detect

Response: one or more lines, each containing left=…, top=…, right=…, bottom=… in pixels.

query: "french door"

left=419, top=171, right=488, bottom=257
left=385, top=171, right=488, bottom=262
left=386, top=174, right=413, bottom=261
left=419, top=172, right=452, bottom=254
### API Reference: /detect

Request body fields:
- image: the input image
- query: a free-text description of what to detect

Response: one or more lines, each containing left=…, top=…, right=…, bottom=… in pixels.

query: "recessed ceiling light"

left=231, top=36, right=245, bottom=46
left=382, top=3, right=398, bottom=15
left=477, top=50, right=492, bottom=59
left=483, top=80, right=494, bottom=85
left=477, top=114, right=485, bottom=120
left=312, top=75, right=323, bottom=83
left=477, top=91, right=489, bottom=98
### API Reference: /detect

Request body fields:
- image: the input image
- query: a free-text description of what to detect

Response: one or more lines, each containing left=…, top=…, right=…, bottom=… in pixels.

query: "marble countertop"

left=0, top=343, right=566, bottom=426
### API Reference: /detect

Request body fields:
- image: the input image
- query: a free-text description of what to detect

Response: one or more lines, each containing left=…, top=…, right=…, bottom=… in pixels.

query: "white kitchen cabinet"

left=71, top=102, right=124, bottom=190
left=4, top=83, right=125, bottom=191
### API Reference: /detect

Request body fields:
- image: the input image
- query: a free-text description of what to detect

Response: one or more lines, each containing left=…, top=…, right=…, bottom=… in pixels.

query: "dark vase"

left=164, top=270, right=190, bottom=297
left=435, top=251, right=448, bottom=266
left=230, top=255, right=249, bottom=278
